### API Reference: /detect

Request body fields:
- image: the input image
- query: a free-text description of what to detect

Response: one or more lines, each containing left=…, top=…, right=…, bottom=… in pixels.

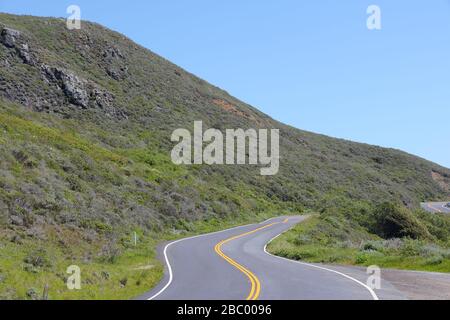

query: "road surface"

left=140, top=216, right=416, bottom=300
left=421, top=202, right=450, bottom=214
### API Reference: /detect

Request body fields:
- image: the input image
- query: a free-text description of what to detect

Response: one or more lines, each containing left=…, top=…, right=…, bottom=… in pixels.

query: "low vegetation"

left=0, top=208, right=278, bottom=300
left=0, top=99, right=283, bottom=299
left=268, top=203, right=450, bottom=272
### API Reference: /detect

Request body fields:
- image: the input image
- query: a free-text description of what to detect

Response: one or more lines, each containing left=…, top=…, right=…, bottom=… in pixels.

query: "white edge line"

left=263, top=225, right=380, bottom=301
left=146, top=216, right=281, bottom=300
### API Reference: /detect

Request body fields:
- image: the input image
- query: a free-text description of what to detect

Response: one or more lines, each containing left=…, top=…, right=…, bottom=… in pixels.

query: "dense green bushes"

left=369, top=202, right=431, bottom=240
left=269, top=203, right=450, bottom=272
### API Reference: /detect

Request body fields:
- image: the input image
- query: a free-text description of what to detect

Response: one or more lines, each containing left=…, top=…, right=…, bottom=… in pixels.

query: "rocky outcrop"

left=0, top=25, right=127, bottom=118
left=42, top=65, right=89, bottom=108
left=106, top=65, right=129, bottom=81
left=0, top=27, right=20, bottom=48
left=0, top=27, right=36, bottom=65
left=103, top=46, right=129, bottom=81
left=91, top=87, right=114, bottom=110
left=103, top=46, right=124, bottom=60
left=17, top=43, right=33, bottom=64
left=40, top=64, right=127, bottom=118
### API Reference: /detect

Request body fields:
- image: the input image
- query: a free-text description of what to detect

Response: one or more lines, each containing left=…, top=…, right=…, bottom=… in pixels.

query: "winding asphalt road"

left=139, top=216, right=409, bottom=300
left=421, top=202, right=450, bottom=214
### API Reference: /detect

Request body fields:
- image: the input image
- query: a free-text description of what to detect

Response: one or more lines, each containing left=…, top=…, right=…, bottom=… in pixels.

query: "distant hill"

left=0, top=12, right=448, bottom=238
left=1, top=13, right=449, bottom=233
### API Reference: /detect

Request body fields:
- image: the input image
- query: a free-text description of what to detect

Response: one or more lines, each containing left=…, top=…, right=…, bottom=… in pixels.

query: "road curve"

left=421, top=202, right=450, bottom=214
left=139, top=216, right=402, bottom=300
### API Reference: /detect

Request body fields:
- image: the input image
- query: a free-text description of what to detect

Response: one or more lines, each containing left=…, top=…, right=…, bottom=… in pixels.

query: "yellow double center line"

left=214, top=220, right=289, bottom=300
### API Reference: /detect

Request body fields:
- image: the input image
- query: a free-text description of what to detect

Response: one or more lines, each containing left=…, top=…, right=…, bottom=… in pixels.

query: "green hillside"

left=0, top=13, right=449, bottom=299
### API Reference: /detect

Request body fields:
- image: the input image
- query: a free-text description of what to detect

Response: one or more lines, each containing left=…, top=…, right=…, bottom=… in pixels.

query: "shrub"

left=293, top=234, right=312, bottom=246
left=98, top=239, right=122, bottom=263
left=26, top=288, right=39, bottom=300
left=425, top=255, right=444, bottom=265
left=370, top=202, right=431, bottom=240
left=362, top=241, right=383, bottom=252
left=23, top=248, right=52, bottom=269
left=355, top=252, right=369, bottom=264
left=119, top=277, right=128, bottom=287
left=419, top=244, right=450, bottom=259
left=382, top=238, right=403, bottom=250
left=399, top=239, right=423, bottom=256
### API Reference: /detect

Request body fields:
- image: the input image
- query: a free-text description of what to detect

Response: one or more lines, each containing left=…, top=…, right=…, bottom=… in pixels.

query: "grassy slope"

left=0, top=13, right=449, bottom=299
left=268, top=209, right=450, bottom=273
left=0, top=99, right=281, bottom=299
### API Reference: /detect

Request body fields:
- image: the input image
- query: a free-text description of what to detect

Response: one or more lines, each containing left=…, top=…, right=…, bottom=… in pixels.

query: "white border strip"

left=263, top=233, right=380, bottom=301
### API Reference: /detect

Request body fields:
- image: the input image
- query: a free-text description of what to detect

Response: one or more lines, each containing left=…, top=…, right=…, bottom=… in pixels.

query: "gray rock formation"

left=0, top=27, right=20, bottom=48
left=103, top=46, right=129, bottom=81
left=0, top=27, right=36, bottom=65
left=18, top=43, right=33, bottom=64
left=42, top=65, right=89, bottom=108
left=39, top=64, right=127, bottom=118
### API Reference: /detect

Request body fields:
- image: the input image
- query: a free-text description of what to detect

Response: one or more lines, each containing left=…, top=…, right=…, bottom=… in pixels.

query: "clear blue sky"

left=1, top=0, right=450, bottom=168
